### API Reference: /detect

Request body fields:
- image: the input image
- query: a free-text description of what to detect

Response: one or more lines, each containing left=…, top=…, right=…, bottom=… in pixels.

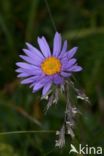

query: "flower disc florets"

left=41, top=57, right=61, bottom=75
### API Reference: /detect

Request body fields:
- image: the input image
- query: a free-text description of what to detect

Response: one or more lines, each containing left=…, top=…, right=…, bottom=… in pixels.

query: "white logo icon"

left=69, top=144, right=78, bottom=154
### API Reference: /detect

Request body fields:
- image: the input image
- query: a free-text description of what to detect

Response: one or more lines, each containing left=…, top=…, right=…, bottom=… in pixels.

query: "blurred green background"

left=0, top=0, right=104, bottom=155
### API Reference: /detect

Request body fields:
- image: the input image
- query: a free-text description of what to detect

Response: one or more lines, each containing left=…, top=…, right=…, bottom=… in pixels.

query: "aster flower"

left=16, top=32, right=86, bottom=148
left=16, top=32, right=82, bottom=96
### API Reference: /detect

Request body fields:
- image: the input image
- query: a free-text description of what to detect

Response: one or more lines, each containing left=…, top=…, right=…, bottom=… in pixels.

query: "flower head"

left=16, top=32, right=82, bottom=96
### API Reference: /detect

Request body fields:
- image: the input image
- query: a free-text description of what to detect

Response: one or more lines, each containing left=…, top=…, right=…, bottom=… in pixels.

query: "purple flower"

left=16, top=32, right=82, bottom=96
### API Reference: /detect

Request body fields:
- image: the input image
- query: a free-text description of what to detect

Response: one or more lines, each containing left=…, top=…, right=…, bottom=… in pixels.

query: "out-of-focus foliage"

left=0, top=0, right=104, bottom=155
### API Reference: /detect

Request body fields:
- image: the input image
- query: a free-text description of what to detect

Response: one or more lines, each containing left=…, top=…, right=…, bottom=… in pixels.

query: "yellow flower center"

left=41, top=57, right=61, bottom=75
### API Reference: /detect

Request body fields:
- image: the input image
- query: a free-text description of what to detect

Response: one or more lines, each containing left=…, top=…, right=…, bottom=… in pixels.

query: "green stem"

left=0, top=130, right=55, bottom=135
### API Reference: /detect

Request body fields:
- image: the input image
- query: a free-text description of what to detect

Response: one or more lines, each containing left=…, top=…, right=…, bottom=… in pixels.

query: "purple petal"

left=53, top=74, right=64, bottom=85
left=37, top=37, right=51, bottom=57
left=17, top=71, right=43, bottom=78
left=22, top=49, right=32, bottom=57
left=42, top=82, right=52, bottom=96
left=16, top=62, right=39, bottom=70
left=42, top=36, right=51, bottom=56
left=16, top=67, right=41, bottom=75
left=60, top=72, right=72, bottom=77
left=59, top=52, right=67, bottom=59
left=16, top=63, right=42, bottom=76
left=17, top=73, right=30, bottom=78
left=60, top=57, right=69, bottom=64
left=67, top=47, right=78, bottom=59
left=33, top=82, right=44, bottom=93
left=62, top=59, right=76, bottom=70
left=29, top=75, right=45, bottom=88
left=21, top=76, right=43, bottom=84
left=29, top=82, right=35, bottom=88
left=60, top=40, right=67, bottom=56
left=68, top=65, right=82, bottom=72
left=22, top=49, right=43, bottom=63
left=33, top=76, right=51, bottom=93
left=26, top=42, right=44, bottom=59
left=19, top=55, right=43, bottom=66
left=58, top=40, right=68, bottom=59
left=21, top=76, right=40, bottom=84
left=17, top=71, right=40, bottom=78
left=53, top=32, right=62, bottom=57
left=15, top=68, right=24, bottom=73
